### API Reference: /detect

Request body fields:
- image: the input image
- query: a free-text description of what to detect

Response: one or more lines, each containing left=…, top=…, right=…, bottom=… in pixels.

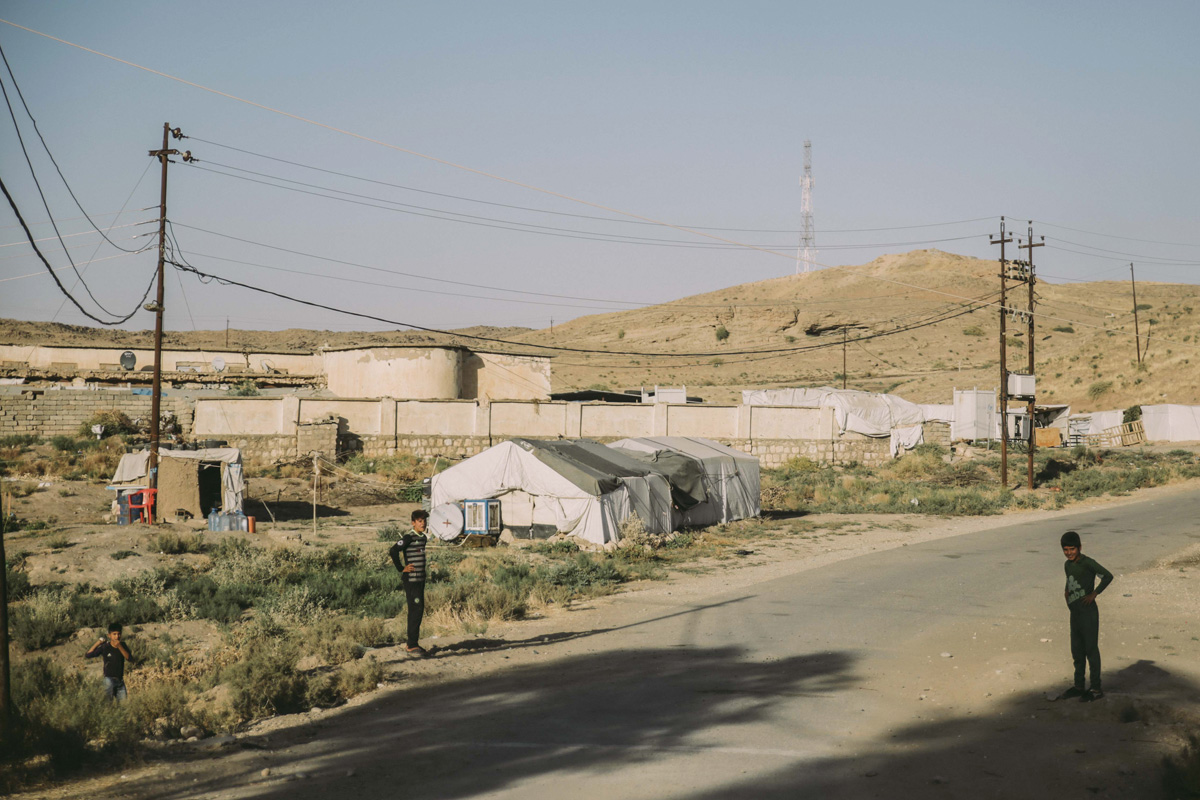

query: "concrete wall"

left=463, top=351, right=552, bottom=401
left=0, top=388, right=193, bottom=438
left=1, top=389, right=895, bottom=469
left=0, top=344, right=319, bottom=374
left=322, top=347, right=462, bottom=399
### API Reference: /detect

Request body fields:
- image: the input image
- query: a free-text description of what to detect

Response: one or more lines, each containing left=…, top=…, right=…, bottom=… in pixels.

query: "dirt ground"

left=5, top=478, right=1200, bottom=798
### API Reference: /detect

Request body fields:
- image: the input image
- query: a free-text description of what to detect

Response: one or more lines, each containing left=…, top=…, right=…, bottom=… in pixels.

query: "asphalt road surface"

left=142, top=492, right=1200, bottom=800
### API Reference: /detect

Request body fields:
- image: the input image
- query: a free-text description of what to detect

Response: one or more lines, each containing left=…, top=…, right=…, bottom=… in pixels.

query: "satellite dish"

left=211, top=356, right=226, bottom=372
left=119, top=351, right=136, bottom=370
left=428, top=503, right=464, bottom=542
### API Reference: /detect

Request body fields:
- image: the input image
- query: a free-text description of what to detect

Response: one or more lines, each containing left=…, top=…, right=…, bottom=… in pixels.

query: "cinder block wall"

left=0, top=390, right=193, bottom=438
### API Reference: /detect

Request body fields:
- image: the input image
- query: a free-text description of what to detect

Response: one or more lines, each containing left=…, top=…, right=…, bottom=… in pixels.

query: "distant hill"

left=5, top=249, right=1198, bottom=412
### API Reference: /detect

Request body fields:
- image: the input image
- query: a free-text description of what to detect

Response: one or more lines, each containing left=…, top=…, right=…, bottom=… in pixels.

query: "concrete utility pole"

left=1018, top=223, right=1044, bottom=491
left=146, top=124, right=189, bottom=512
left=991, top=218, right=1013, bottom=488
left=796, top=140, right=815, bottom=274
left=842, top=327, right=847, bottom=389
left=1130, top=263, right=1142, bottom=365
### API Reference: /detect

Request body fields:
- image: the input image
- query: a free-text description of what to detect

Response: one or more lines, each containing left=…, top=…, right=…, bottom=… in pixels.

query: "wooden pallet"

left=1083, top=419, right=1145, bottom=448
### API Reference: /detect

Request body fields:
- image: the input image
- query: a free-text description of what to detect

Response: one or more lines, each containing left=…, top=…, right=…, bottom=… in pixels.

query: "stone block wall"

left=0, top=389, right=193, bottom=438
left=226, top=434, right=298, bottom=465
left=923, top=421, right=951, bottom=448
left=734, top=437, right=892, bottom=469
left=297, top=418, right=338, bottom=461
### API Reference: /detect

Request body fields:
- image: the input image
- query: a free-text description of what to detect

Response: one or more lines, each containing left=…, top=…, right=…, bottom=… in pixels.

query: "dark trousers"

left=402, top=578, right=425, bottom=647
left=1069, top=602, right=1101, bottom=691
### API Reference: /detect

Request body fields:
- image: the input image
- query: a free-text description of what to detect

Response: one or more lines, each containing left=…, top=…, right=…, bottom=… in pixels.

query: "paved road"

left=151, top=492, right=1200, bottom=800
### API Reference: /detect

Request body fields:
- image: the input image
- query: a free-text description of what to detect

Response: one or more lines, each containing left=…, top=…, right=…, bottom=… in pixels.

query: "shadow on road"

left=140, top=645, right=860, bottom=800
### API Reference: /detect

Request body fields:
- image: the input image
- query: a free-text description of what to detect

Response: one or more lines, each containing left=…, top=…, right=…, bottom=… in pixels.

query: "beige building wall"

left=665, top=404, right=739, bottom=438
left=299, top=398, right=382, bottom=434
left=194, top=398, right=289, bottom=436
left=746, top=405, right=832, bottom=440
left=0, top=344, right=318, bottom=373
left=461, top=352, right=551, bottom=401
left=322, top=347, right=461, bottom=399
left=580, top=404, right=655, bottom=438
left=395, top=400, right=478, bottom=436
left=489, top=401, right=570, bottom=437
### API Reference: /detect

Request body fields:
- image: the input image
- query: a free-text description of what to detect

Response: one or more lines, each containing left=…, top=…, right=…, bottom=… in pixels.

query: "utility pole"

left=146, top=123, right=188, bottom=515
left=796, top=140, right=815, bottom=274
left=1, top=484, right=11, bottom=736
left=842, top=327, right=847, bottom=389
left=1130, top=263, right=1142, bottom=365
left=1018, top=223, right=1044, bottom=491
left=991, top=218, right=1013, bottom=488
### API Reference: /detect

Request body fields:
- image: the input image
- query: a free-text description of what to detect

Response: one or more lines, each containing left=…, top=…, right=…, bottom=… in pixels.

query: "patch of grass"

left=110, top=550, right=139, bottom=560
left=0, top=434, right=40, bottom=448
left=6, top=560, right=31, bottom=600
left=715, top=324, right=730, bottom=342
left=1087, top=380, right=1113, bottom=400
left=962, top=325, right=984, bottom=337
left=151, top=531, right=206, bottom=555
left=1052, top=325, right=1075, bottom=333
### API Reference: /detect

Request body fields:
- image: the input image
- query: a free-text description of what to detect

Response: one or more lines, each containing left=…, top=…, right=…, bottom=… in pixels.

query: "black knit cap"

left=1060, top=530, right=1081, bottom=548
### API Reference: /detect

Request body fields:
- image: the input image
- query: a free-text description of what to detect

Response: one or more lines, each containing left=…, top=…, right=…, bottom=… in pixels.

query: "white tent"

left=1141, top=404, right=1200, bottom=442
left=610, top=437, right=760, bottom=528
left=1084, top=409, right=1126, bottom=435
left=430, top=439, right=674, bottom=545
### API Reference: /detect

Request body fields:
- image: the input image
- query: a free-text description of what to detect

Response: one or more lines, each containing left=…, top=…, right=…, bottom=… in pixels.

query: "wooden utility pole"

left=1, top=484, right=12, bottom=735
left=1130, top=263, right=1142, bottom=365
left=147, top=124, right=185, bottom=514
left=991, top=218, right=1013, bottom=488
left=842, top=327, right=847, bottom=389
left=1018, top=223, right=1044, bottom=491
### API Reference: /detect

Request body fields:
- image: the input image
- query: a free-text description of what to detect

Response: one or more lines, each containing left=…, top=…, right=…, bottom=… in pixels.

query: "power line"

left=0, top=172, right=156, bottom=324
left=192, top=135, right=996, bottom=235
left=0, top=41, right=149, bottom=254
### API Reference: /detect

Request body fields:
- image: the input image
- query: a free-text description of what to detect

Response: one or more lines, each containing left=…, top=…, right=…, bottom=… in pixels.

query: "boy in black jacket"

left=1060, top=530, right=1114, bottom=702
left=390, top=509, right=430, bottom=656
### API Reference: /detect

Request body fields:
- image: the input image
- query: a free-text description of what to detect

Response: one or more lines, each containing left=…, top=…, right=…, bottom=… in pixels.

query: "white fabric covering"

left=1141, top=405, right=1200, bottom=442
left=743, top=387, right=926, bottom=439
left=1086, top=409, right=1126, bottom=435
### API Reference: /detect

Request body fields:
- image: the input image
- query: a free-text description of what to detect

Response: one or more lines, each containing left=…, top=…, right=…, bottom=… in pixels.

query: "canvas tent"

left=110, top=447, right=244, bottom=522
left=430, top=437, right=759, bottom=545
left=610, top=437, right=760, bottom=528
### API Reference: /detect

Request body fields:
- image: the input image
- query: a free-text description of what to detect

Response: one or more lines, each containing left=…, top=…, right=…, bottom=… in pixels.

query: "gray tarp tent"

left=609, top=437, right=760, bottom=528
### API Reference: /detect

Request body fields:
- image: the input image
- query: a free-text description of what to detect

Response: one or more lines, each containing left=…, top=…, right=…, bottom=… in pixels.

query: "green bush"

left=715, top=325, right=730, bottom=342
left=0, top=434, right=39, bottom=448
left=78, top=410, right=137, bottom=438
left=1052, top=325, right=1075, bottom=333
left=223, top=642, right=308, bottom=721
left=1087, top=380, right=1113, bottom=400
left=6, top=561, right=31, bottom=600
left=11, top=591, right=77, bottom=650
left=962, top=325, right=984, bottom=337
left=227, top=379, right=260, bottom=397
left=1124, top=405, right=1142, bottom=424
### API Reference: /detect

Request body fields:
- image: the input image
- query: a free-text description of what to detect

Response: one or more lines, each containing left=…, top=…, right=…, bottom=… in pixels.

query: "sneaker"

left=1080, top=689, right=1104, bottom=702
left=1060, top=686, right=1086, bottom=700
left=406, top=645, right=428, bottom=657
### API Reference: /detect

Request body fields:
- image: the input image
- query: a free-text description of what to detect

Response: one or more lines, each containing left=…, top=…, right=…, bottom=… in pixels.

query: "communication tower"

left=796, top=140, right=816, bottom=274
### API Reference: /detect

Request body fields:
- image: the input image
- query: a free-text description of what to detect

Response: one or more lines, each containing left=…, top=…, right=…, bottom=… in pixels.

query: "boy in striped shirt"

left=390, top=509, right=430, bottom=656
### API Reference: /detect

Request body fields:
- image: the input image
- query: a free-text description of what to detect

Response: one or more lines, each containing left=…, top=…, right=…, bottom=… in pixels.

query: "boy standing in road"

left=390, top=509, right=430, bottom=656
left=85, top=623, right=133, bottom=701
left=1060, top=530, right=1113, bottom=702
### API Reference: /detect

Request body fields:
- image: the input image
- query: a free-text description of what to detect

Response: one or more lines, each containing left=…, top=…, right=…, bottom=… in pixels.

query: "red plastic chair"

left=128, top=488, right=157, bottom=524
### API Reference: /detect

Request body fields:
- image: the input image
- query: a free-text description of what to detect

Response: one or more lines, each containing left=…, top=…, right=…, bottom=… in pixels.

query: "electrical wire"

left=0, top=40, right=150, bottom=254
left=0, top=172, right=156, bottom=324
left=194, top=137, right=997, bottom=235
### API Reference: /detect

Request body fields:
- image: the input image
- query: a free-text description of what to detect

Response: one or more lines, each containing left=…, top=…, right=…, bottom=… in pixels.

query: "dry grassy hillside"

left=5, top=249, right=1200, bottom=412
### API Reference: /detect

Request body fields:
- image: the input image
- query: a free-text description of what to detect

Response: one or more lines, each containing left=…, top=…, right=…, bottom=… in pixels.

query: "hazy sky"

left=1, top=2, right=1197, bottom=335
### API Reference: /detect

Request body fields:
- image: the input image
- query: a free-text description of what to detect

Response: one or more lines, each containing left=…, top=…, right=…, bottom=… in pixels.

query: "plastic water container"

left=208, top=508, right=220, bottom=532
left=233, top=511, right=248, bottom=532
